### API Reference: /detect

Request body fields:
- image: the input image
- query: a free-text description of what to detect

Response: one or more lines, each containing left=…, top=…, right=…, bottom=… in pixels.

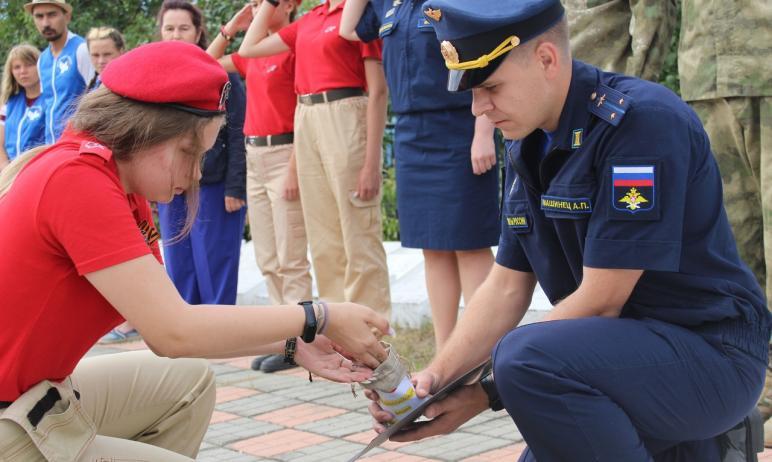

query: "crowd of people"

left=0, top=0, right=770, bottom=460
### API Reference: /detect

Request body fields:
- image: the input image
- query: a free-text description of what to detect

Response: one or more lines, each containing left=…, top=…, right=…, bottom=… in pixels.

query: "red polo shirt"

left=278, top=0, right=382, bottom=95
left=232, top=51, right=296, bottom=137
left=0, top=131, right=162, bottom=401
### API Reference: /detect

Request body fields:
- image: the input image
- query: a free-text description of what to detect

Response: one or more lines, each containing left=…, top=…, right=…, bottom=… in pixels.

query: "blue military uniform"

left=423, top=0, right=772, bottom=460
left=354, top=0, right=499, bottom=250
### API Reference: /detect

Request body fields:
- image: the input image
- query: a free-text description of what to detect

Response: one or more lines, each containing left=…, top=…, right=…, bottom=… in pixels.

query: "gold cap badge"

left=440, top=41, right=459, bottom=64
left=424, top=8, right=442, bottom=21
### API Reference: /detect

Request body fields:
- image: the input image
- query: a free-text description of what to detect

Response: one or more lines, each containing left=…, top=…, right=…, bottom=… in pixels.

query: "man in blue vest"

left=25, top=0, right=94, bottom=143
left=366, top=1, right=771, bottom=460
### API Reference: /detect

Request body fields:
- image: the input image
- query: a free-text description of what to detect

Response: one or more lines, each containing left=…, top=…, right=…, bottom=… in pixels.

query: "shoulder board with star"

left=588, top=84, right=632, bottom=127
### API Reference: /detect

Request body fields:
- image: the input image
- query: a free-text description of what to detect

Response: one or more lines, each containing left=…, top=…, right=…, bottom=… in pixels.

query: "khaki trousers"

left=0, top=351, right=215, bottom=461
left=294, top=96, right=391, bottom=316
left=246, top=143, right=313, bottom=305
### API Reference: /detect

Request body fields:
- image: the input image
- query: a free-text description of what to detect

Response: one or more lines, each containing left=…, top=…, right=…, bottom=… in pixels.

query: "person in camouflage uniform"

left=564, top=0, right=677, bottom=81
left=678, top=0, right=772, bottom=444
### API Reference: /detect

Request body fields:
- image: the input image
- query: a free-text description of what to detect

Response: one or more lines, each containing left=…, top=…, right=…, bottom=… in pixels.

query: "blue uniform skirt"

left=394, top=108, right=500, bottom=250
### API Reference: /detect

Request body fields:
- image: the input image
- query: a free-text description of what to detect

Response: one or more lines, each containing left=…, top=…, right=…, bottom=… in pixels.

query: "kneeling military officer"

left=366, top=1, right=771, bottom=460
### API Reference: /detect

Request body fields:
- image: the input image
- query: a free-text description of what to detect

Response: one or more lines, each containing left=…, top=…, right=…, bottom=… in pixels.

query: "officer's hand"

left=365, top=368, right=439, bottom=432
left=224, top=196, right=246, bottom=212
left=373, top=383, right=489, bottom=442
left=356, top=164, right=382, bottom=201
left=470, top=132, right=496, bottom=175
left=226, top=4, right=254, bottom=34
left=294, top=335, right=374, bottom=383
left=283, top=165, right=300, bottom=201
left=323, top=302, right=390, bottom=369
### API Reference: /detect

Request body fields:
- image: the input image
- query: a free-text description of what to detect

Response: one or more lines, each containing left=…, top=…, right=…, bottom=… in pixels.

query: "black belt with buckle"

left=297, top=87, right=365, bottom=105
left=245, top=132, right=294, bottom=147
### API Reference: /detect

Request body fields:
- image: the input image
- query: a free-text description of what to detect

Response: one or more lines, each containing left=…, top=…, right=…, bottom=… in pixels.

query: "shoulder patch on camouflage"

left=588, top=84, right=632, bottom=127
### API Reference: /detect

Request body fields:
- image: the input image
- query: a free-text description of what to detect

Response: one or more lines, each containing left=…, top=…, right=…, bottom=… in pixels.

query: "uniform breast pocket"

left=504, top=199, right=532, bottom=234
left=540, top=183, right=596, bottom=220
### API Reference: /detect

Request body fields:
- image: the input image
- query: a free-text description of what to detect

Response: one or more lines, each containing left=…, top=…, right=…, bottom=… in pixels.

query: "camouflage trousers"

left=691, top=96, right=772, bottom=418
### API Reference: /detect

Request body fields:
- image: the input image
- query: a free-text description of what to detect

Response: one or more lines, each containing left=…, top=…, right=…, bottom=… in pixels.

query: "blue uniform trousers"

left=493, top=317, right=766, bottom=462
left=158, top=182, right=246, bottom=305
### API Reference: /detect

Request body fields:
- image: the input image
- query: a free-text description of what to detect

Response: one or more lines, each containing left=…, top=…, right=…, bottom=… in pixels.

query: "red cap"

left=101, top=41, right=230, bottom=116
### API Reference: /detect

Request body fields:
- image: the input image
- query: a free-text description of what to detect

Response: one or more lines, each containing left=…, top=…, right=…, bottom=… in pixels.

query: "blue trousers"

left=493, top=317, right=766, bottom=462
left=158, top=182, right=246, bottom=305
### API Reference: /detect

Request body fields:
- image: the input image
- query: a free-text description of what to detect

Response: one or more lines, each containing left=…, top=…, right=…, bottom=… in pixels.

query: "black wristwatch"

left=298, top=300, right=317, bottom=343
left=479, top=364, right=504, bottom=411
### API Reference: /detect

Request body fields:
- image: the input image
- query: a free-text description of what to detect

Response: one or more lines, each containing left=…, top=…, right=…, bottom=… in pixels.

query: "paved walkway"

left=88, top=340, right=772, bottom=461
left=88, top=341, right=525, bottom=461
left=88, top=242, right=772, bottom=461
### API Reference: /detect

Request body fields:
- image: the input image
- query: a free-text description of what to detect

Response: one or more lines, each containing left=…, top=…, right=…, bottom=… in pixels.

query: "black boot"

left=260, top=354, right=298, bottom=373
left=719, top=408, right=764, bottom=462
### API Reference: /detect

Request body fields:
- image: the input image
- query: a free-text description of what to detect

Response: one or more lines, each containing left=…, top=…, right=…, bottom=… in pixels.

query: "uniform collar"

left=58, top=128, right=115, bottom=164
left=547, top=60, right=599, bottom=152
left=315, top=0, right=344, bottom=16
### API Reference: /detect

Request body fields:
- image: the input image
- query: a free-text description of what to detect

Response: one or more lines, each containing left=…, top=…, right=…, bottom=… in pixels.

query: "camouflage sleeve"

left=565, top=0, right=675, bottom=81
left=626, top=0, right=677, bottom=81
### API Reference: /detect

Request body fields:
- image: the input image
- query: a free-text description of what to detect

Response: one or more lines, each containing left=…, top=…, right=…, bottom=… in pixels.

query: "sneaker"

left=718, top=407, right=763, bottom=462
left=260, top=354, right=297, bottom=373
left=99, top=328, right=141, bottom=344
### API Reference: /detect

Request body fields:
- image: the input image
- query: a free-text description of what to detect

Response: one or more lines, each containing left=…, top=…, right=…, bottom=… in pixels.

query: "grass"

left=387, top=321, right=437, bottom=372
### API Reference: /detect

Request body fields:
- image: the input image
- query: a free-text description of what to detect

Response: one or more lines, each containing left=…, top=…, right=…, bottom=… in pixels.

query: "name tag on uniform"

left=541, top=195, right=592, bottom=214
left=506, top=215, right=529, bottom=229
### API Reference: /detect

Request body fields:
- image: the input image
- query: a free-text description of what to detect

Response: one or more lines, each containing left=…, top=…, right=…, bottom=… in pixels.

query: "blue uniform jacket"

left=498, top=61, right=771, bottom=356
left=356, top=0, right=470, bottom=114
left=200, top=73, right=247, bottom=200
left=2, top=91, right=46, bottom=159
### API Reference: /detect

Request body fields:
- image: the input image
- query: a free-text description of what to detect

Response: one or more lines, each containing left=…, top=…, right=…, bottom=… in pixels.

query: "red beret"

left=101, top=41, right=230, bottom=116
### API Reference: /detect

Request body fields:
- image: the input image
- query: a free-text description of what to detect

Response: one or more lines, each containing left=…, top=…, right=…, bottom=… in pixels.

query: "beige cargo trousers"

left=0, top=351, right=215, bottom=461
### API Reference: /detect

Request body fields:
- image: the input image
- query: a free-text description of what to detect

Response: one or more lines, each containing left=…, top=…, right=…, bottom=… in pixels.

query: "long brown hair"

left=0, top=87, right=223, bottom=240
left=156, top=0, right=209, bottom=49
left=1, top=44, right=40, bottom=106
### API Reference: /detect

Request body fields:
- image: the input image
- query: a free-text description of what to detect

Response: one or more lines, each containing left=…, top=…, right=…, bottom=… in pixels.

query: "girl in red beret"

left=0, top=41, right=389, bottom=461
left=239, top=0, right=393, bottom=321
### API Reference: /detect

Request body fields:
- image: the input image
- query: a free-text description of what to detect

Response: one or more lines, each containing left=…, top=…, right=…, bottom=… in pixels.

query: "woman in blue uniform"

left=156, top=0, right=248, bottom=307
left=0, top=44, right=46, bottom=171
left=340, top=0, right=500, bottom=348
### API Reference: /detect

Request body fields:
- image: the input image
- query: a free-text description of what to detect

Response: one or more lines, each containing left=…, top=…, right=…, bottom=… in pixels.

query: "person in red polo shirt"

left=208, top=0, right=313, bottom=374
left=0, top=41, right=388, bottom=461
left=239, top=0, right=392, bottom=319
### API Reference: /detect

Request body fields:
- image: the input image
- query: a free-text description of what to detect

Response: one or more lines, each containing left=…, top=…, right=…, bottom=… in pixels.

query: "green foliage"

left=381, top=167, right=399, bottom=241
